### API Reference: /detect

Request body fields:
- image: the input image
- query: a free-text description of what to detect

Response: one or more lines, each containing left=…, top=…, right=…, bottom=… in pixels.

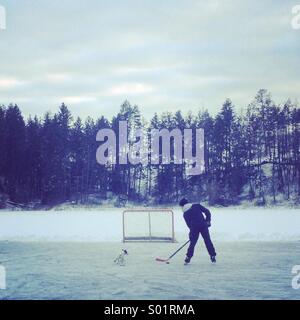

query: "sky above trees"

left=0, top=0, right=299, bottom=120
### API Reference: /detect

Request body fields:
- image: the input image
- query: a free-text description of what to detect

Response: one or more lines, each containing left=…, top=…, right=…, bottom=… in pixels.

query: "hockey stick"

left=156, top=240, right=190, bottom=263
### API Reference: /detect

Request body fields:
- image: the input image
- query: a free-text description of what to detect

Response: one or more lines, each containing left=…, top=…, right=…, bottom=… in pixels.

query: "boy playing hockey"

left=179, top=198, right=217, bottom=265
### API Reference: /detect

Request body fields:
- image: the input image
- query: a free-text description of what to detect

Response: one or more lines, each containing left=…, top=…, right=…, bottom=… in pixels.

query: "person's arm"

left=184, top=212, right=192, bottom=229
left=199, top=204, right=211, bottom=222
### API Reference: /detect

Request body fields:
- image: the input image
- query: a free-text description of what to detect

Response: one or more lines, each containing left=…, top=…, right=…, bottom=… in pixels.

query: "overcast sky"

left=0, top=0, right=299, bottom=120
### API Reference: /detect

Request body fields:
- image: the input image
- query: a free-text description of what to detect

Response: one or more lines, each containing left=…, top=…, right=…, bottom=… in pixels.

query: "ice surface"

left=0, top=208, right=299, bottom=299
left=0, top=241, right=299, bottom=300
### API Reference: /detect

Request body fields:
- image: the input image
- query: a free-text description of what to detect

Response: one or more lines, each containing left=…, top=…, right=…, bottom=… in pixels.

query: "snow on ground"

left=0, top=208, right=300, bottom=300
left=0, top=207, right=299, bottom=242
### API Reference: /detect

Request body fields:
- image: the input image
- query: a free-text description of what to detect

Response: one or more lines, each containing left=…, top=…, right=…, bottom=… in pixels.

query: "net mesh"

left=123, top=209, right=175, bottom=242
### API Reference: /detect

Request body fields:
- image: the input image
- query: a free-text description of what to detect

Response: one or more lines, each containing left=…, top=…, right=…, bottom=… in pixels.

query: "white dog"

left=114, top=249, right=128, bottom=266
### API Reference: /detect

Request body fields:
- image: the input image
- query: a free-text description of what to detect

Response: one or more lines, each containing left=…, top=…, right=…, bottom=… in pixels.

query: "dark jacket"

left=183, top=203, right=211, bottom=231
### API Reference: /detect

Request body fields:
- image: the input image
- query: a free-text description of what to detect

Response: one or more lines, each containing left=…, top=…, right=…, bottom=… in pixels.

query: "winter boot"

left=210, top=255, right=216, bottom=263
left=184, top=256, right=191, bottom=265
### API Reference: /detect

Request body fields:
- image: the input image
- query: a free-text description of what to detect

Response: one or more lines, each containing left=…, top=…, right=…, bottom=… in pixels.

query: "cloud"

left=44, top=73, right=72, bottom=83
left=106, top=83, right=155, bottom=96
left=61, top=96, right=97, bottom=104
left=0, top=0, right=299, bottom=120
left=0, top=77, right=26, bottom=89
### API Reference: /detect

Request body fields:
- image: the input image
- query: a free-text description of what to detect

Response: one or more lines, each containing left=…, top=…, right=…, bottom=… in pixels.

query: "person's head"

left=179, top=198, right=189, bottom=207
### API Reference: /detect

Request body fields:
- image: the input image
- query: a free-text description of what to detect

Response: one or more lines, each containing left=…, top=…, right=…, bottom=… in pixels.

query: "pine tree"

left=3, top=104, right=26, bottom=202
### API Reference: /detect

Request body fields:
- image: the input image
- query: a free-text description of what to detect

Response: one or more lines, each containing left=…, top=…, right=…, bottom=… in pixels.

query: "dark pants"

left=187, top=227, right=216, bottom=258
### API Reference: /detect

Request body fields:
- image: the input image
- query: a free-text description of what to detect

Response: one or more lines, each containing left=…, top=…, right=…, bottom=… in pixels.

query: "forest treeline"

left=0, top=89, right=299, bottom=207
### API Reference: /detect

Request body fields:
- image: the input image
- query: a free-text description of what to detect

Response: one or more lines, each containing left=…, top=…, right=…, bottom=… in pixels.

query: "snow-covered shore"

left=0, top=208, right=299, bottom=242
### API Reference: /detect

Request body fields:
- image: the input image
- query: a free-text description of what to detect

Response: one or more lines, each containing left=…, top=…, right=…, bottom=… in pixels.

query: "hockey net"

left=122, top=209, right=175, bottom=242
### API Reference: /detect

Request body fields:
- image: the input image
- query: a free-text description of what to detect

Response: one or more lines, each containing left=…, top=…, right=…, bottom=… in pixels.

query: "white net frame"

left=122, top=209, right=175, bottom=242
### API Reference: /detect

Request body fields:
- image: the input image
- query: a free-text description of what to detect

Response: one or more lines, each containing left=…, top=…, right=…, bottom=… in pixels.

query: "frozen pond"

left=0, top=241, right=299, bottom=300
left=0, top=208, right=299, bottom=299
